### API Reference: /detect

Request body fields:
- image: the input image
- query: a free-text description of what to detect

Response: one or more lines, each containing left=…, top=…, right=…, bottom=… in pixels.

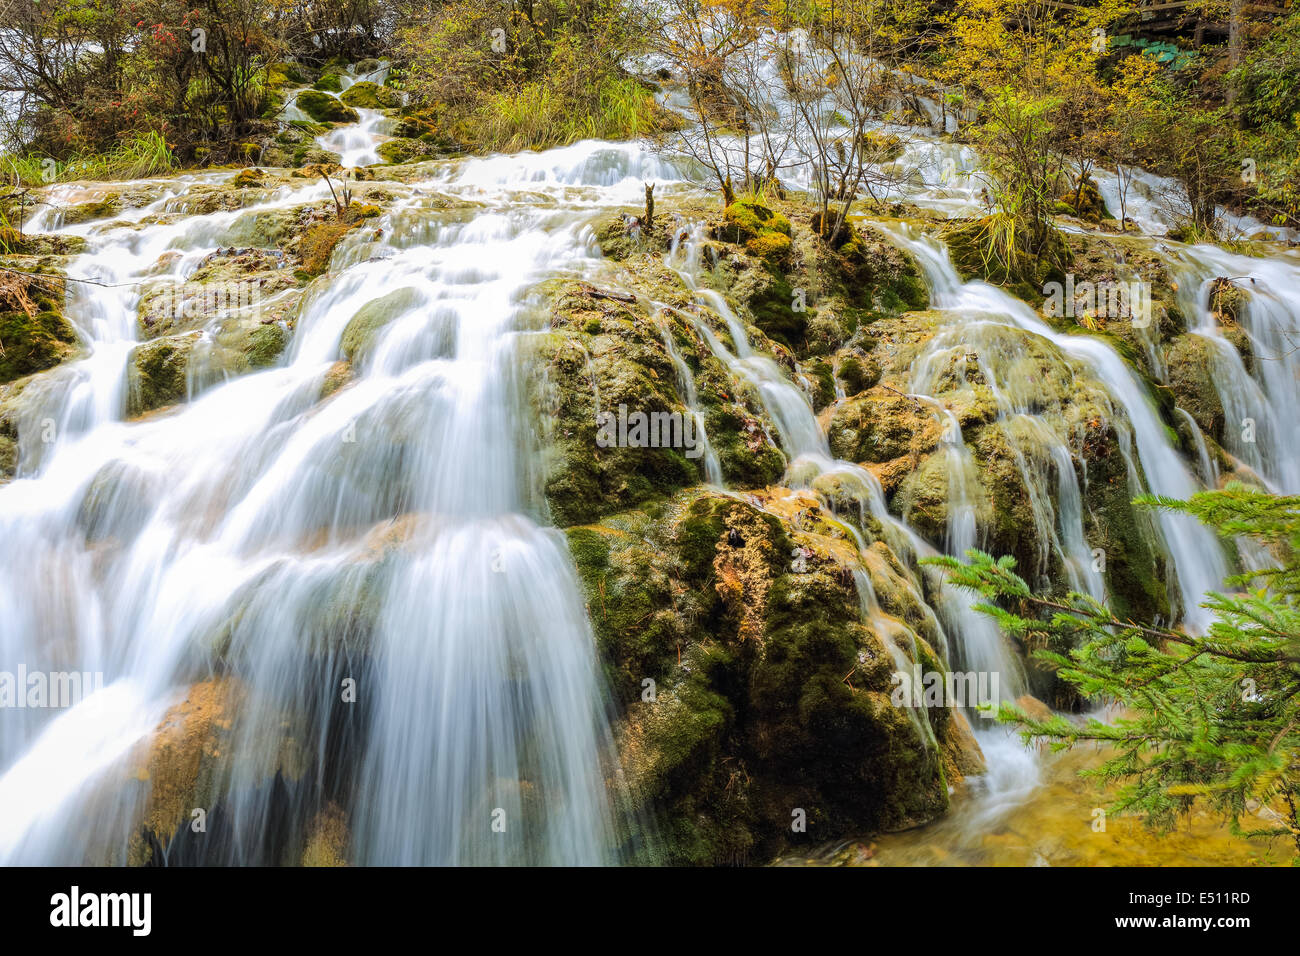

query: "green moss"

left=837, top=354, right=881, bottom=395
left=376, top=137, right=436, bottom=165
left=828, top=390, right=937, bottom=464
left=718, top=200, right=792, bottom=244
left=702, top=400, right=786, bottom=487
left=313, top=73, right=344, bottom=93
left=739, top=263, right=804, bottom=348
left=62, top=195, right=122, bottom=224
left=1164, top=333, right=1225, bottom=443
left=0, top=308, right=78, bottom=383
left=229, top=167, right=265, bottom=189
left=298, top=221, right=352, bottom=277
left=295, top=90, right=359, bottom=124
left=807, top=359, right=837, bottom=411
left=532, top=286, right=709, bottom=526
left=127, top=333, right=197, bottom=416
left=745, top=231, right=792, bottom=262
left=269, top=61, right=306, bottom=85
left=0, top=432, right=16, bottom=480
left=585, top=491, right=952, bottom=863
left=339, top=287, right=421, bottom=364
left=339, top=81, right=402, bottom=110
left=244, top=323, right=289, bottom=368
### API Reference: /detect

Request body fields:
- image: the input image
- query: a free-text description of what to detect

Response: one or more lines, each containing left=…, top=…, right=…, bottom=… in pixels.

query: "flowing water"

left=3, top=50, right=1298, bottom=863
left=0, top=138, right=687, bottom=864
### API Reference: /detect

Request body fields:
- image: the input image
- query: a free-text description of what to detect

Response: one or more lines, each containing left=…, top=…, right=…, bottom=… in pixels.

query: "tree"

left=929, top=482, right=1300, bottom=861
left=646, top=0, right=764, bottom=203
left=778, top=0, right=929, bottom=239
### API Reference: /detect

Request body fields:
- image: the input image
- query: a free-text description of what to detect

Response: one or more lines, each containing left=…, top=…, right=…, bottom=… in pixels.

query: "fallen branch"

left=579, top=283, right=636, bottom=304
left=879, top=383, right=926, bottom=411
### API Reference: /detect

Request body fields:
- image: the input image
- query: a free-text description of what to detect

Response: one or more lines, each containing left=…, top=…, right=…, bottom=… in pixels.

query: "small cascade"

left=647, top=303, right=724, bottom=484
left=876, top=222, right=1231, bottom=633
left=1161, top=244, right=1300, bottom=494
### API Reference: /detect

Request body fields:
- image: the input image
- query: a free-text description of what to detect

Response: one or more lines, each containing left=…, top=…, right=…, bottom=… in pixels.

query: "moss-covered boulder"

left=339, top=81, right=402, bottom=110
left=376, top=137, right=438, bottom=165
left=829, top=388, right=940, bottom=471
left=295, top=90, right=359, bottom=124
left=61, top=194, right=122, bottom=224
left=127, top=333, right=199, bottom=416
left=0, top=274, right=78, bottom=383
left=569, top=490, right=965, bottom=864
left=530, top=284, right=714, bottom=525
left=1164, top=333, right=1226, bottom=442
left=138, top=248, right=296, bottom=339
left=312, top=72, right=344, bottom=93
left=339, top=287, right=422, bottom=364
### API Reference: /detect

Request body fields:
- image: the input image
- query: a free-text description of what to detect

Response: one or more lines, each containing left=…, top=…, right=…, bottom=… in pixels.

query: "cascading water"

left=876, top=222, right=1231, bottom=634
left=4, top=31, right=1296, bottom=862
left=1161, top=244, right=1300, bottom=494
left=0, top=133, right=693, bottom=864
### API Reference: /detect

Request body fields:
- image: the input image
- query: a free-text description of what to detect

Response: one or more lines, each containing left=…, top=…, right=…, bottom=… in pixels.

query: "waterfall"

left=1162, top=244, right=1300, bottom=494
left=0, top=138, right=686, bottom=864
left=876, top=223, right=1231, bottom=634
left=4, top=37, right=1296, bottom=860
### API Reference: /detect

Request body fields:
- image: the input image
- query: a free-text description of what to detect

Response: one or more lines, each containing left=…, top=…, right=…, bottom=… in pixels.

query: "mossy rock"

left=745, top=231, right=792, bottom=262
left=62, top=194, right=122, bottom=224
left=339, top=287, right=422, bottom=364
left=0, top=306, right=78, bottom=384
left=837, top=354, right=881, bottom=395
left=223, top=205, right=311, bottom=249
left=859, top=130, right=904, bottom=162
left=729, top=262, right=805, bottom=348
left=339, top=81, right=402, bottom=110
left=531, top=285, right=711, bottom=525
left=259, top=89, right=286, bottom=120
left=716, top=200, right=792, bottom=244
left=1056, top=176, right=1109, bottom=223
left=828, top=389, right=939, bottom=466
left=295, top=90, right=358, bottom=124
left=127, top=333, right=199, bottom=416
left=293, top=145, right=343, bottom=168
left=244, top=323, right=290, bottom=369
left=313, top=73, right=344, bottom=93
left=702, top=399, right=786, bottom=487
left=593, top=214, right=674, bottom=261
left=943, top=216, right=1070, bottom=302
left=0, top=232, right=87, bottom=256
left=806, top=358, right=837, bottom=411
left=570, top=491, right=955, bottom=863
left=298, top=221, right=352, bottom=277
left=269, top=61, right=306, bottom=86
left=230, top=167, right=265, bottom=189
left=376, top=137, right=436, bottom=165
left=1164, top=333, right=1225, bottom=442
left=0, top=432, right=16, bottom=481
